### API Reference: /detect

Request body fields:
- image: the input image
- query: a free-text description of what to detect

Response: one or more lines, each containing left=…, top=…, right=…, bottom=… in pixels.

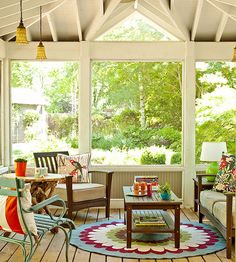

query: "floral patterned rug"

left=70, top=220, right=226, bottom=259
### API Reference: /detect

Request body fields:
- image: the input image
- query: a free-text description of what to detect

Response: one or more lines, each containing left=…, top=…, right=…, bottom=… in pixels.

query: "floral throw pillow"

left=57, top=153, right=91, bottom=183
left=213, top=154, right=236, bottom=192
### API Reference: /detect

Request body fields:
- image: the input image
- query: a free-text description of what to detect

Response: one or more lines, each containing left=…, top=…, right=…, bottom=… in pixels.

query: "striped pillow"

left=0, top=183, right=37, bottom=236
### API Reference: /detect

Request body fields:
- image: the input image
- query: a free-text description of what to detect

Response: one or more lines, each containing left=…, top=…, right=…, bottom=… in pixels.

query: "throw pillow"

left=213, top=154, right=236, bottom=192
left=0, top=183, right=38, bottom=236
left=57, top=153, right=91, bottom=183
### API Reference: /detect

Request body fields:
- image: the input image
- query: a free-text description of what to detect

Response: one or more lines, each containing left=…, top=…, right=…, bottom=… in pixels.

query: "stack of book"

left=134, top=216, right=166, bottom=227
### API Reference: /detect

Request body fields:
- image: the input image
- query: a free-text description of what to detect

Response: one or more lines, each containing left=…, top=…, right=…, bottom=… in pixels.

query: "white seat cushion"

left=200, top=190, right=235, bottom=228
left=55, top=183, right=105, bottom=202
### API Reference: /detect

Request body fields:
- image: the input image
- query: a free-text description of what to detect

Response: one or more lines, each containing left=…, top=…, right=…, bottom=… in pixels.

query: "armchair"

left=33, top=151, right=114, bottom=219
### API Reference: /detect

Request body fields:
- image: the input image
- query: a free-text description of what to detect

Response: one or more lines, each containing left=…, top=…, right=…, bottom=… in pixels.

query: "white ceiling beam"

left=0, top=0, right=65, bottom=37
left=215, top=12, right=228, bottom=41
left=0, top=1, right=63, bottom=29
left=137, top=0, right=184, bottom=40
left=74, top=0, right=82, bottom=41
left=85, top=0, right=121, bottom=40
left=191, top=0, right=203, bottom=41
left=141, top=0, right=169, bottom=16
left=214, top=0, right=236, bottom=7
left=170, top=0, right=175, bottom=10
left=94, top=3, right=134, bottom=39
left=0, top=0, right=58, bottom=19
left=0, top=0, right=26, bottom=10
left=206, top=0, right=236, bottom=21
left=47, top=13, right=58, bottom=41
left=159, top=0, right=190, bottom=40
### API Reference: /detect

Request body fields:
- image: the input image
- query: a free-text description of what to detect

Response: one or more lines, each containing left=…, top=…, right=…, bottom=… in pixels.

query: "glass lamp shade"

left=232, top=47, right=236, bottom=62
left=36, top=42, right=47, bottom=60
left=16, top=22, right=28, bottom=44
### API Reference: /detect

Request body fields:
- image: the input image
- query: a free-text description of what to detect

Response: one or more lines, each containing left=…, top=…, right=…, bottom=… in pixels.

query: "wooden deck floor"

left=0, top=208, right=235, bottom=262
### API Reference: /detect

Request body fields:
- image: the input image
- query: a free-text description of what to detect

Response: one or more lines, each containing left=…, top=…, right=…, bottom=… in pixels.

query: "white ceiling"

left=0, top=0, right=236, bottom=42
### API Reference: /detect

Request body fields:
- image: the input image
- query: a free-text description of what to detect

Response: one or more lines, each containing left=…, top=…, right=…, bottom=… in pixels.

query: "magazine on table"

left=134, top=216, right=166, bottom=227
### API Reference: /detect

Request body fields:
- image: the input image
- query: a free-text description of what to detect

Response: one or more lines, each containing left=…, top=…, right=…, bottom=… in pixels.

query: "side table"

left=193, top=177, right=214, bottom=212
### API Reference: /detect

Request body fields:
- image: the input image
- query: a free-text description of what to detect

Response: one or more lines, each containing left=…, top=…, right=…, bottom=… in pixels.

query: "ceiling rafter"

left=141, top=0, right=169, bottom=16
left=215, top=12, right=228, bottom=41
left=0, top=0, right=66, bottom=37
left=94, top=3, right=134, bottom=40
left=191, top=0, right=203, bottom=41
left=74, top=0, right=82, bottom=41
left=0, top=0, right=27, bottom=10
left=206, top=0, right=236, bottom=21
left=137, top=0, right=184, bottom=40
left=84, top=0, right=121, bottom=40
left=47, top=13, right=58, bottom=41
left=214, top=0, right=236, bottom=7
left=159, top=0, right=190, bottom=40
left=0, top=0, right=59, bottom=19
left=0, top=1, right=64, bottom=29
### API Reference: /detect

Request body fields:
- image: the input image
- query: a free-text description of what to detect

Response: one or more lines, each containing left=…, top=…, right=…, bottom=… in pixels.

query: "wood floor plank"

left=216, top=249, right=235, bottom=262
left=90, top=253, right=106, bottom=262
left=172, top=258, right=188, bottom=262
left=106, top=256, right=122, bottom=262
left=203, top=253, right=222, bottom=261
left=188, top=257, right=205, bottom=262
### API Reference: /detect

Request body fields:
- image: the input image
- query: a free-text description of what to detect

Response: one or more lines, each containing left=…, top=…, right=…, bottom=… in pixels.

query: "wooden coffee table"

left=123, top=186, right=182, bottom=248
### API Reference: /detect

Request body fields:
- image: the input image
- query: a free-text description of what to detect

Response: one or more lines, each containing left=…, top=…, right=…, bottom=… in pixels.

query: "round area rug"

left=70, top=220, right=226, bottom=259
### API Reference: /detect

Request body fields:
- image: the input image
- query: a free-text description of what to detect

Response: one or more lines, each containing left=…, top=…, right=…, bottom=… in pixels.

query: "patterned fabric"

left=58, top=153, right=91, bottom=183
left=0, top=184, right=37, bottom=235
left=213, top=154, right=236, bottom=192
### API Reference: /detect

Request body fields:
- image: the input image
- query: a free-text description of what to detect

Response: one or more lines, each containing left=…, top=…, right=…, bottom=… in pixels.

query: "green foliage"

left=158, top=183, right=171, bottom=194
left=22, top=110, right=40, bottom=127
left=14, top=158, right=27, bottom=162
left=11, top=62, right=34, bottom=88
left=98, top=16, right=171, bottom=41
left=48, top=113, right=78, bottom=139
left=171, top=152, right=181, bottom=164
left=140, top=151, right=166, bottom=165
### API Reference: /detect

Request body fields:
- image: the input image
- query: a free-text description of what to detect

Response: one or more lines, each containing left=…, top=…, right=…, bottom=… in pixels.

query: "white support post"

left=79, top=41, right=91, bottom=153
left=182, top=41, right=196, bottom=208
left=1, top=58, right=10, bottom=166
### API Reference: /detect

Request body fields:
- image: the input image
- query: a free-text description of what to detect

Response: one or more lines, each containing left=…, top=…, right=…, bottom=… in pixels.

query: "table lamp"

left=200, top=142, right=227, bottom=182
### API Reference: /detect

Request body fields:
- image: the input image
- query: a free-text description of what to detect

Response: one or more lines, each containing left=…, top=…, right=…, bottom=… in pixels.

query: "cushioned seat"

left=200, top=190, right=235, bottom=228
left=55, top=183, right=106, bottom=202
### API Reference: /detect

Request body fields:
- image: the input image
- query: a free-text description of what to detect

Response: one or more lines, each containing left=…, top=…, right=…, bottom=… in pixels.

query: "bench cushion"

left=200, top=190, right=235, bottom=228
left=55, top=183, right=105, bottom=202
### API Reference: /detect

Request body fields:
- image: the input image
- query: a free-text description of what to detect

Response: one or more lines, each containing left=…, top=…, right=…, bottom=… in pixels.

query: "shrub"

left=140, top=150, right=166, bottom=165
left=171, top=152, right=181, bottom=164
left=23, top=110, right=40, bottom=127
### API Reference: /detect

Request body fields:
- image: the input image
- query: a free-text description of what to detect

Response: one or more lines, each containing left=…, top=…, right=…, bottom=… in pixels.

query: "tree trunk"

left=138, top=71, right=146, bottom=128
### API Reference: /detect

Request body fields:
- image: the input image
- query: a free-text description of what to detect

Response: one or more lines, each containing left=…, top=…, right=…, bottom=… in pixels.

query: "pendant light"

left=16, top=0, right=28, bottom=44
left=36, top=6, right=47, bottom=60
left=232, top=46, right=236, bottom=62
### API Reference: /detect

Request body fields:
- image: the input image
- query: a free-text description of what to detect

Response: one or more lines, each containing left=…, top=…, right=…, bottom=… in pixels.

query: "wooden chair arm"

left=196, top=173, right=216, bottom=177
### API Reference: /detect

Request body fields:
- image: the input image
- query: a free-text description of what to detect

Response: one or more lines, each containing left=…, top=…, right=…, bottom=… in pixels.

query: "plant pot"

left=160, top=192, right=171, bottom=200
left=15, top=161, right=27, bottom=177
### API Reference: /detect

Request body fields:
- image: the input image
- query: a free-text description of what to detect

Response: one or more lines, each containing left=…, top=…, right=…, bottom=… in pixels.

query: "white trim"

left=90, top=165, right=184, bottom=172
left=182, top=42, right=196, bottom=207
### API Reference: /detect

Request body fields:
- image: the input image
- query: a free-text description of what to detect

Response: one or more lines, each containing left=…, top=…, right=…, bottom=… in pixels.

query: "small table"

left=193, top=177, right=214, bottom=212
left=123, top=186, right=182, bottom=249
left=5, top=173, right=66, bottom=214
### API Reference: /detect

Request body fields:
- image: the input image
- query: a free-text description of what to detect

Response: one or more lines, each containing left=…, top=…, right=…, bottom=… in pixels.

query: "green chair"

left=0, top=176, right=75, bottom=262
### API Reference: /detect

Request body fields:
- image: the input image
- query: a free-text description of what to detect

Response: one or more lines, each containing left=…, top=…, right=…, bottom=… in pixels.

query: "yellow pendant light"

left=16, top=0, right=28, bottom=44
left=36, top=6, right=47, bottom=60
left=232, top=46, right=236, bottom=62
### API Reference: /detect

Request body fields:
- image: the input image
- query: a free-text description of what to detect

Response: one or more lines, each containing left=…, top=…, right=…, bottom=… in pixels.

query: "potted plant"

left=158, top=182, right=171, bottom=200
left=14, top=158, right=27, bottom=177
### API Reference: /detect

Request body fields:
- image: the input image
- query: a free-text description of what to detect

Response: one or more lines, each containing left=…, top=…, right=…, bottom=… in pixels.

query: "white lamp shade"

left=200, top=142, right=227, bottom=162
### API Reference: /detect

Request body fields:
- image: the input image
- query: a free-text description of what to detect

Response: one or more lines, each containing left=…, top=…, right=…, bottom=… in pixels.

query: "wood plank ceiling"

left=0, top=0, right=236, bottom=42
